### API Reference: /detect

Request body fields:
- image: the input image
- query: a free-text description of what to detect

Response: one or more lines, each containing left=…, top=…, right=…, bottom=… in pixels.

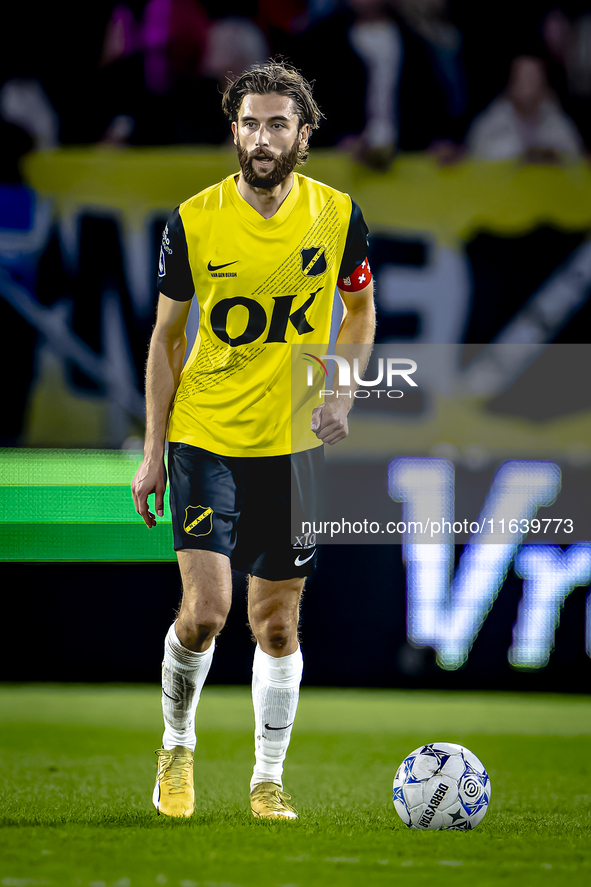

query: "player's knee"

left=200, top=615, right=227, bottom=639
left=254, top=616, right=297, bottom=652
left=266, top=628, right=292, bottom=652
left=177, top=601, right=229, bottom=648
left=179, top=616, right=226, bottom=649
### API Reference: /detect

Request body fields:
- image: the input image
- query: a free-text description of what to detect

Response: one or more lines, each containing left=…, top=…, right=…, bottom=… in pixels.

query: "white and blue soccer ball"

left=393, top=742, right=491, bottom=830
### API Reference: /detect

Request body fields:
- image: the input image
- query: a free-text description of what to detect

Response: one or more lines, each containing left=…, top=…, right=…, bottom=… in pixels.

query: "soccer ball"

left=393, top=742, right=491, bottom=830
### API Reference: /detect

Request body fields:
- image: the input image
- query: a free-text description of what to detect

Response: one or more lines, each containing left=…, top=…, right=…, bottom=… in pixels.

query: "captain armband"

left=337, top=258, right=372, bottom=292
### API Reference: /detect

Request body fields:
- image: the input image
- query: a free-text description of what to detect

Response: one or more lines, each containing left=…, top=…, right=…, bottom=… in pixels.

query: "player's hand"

left=131, top=456, right=167, bottom=528
left=311, top=402, right=349, bottom=445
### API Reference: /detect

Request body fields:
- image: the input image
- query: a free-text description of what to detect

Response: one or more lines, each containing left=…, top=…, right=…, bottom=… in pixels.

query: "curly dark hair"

left=222, top=60, right=324, bottom=163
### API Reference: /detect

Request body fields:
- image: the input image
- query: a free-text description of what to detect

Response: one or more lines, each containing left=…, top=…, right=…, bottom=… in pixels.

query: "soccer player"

left=131, top=60, right=375, bottom=819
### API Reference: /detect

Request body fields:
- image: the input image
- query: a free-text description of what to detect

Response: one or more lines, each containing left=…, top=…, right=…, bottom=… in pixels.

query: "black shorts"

left=168, top=442, right=323, bottom=580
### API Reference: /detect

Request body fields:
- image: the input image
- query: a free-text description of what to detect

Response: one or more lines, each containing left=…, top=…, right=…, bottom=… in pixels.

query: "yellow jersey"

left=157, top=172, right=369, bottom=457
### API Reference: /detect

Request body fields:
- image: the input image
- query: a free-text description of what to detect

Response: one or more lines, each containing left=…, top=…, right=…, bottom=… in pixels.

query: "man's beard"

left=236, top=137, right=300, bottom=190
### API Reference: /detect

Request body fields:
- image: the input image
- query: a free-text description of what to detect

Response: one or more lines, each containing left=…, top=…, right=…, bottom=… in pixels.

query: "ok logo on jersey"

left=210, top=289, right=321, bottom=347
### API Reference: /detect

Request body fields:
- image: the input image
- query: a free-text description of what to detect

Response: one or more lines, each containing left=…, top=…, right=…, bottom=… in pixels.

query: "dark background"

left=2, top=549, right=589, bottom=690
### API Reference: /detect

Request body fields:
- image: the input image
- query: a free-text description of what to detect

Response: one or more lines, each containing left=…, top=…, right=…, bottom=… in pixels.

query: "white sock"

left=250, top=644, right=303, bottom=792
left=161, top=622, right=215, bottom=751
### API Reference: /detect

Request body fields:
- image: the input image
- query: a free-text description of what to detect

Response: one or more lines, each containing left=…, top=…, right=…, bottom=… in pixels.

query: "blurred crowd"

left=2, top=1, right=591, bottom=448
left=2, top=0, right=591, bottom=168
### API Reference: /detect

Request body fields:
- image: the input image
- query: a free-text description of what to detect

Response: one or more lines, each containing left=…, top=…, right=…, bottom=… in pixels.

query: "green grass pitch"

left=1, top=685, right=590, bottom=887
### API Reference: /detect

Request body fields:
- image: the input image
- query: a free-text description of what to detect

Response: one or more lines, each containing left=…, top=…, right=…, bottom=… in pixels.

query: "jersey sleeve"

left=156, top=207, right=195, bottom=301
left=338, top=199, right=370, bottom=280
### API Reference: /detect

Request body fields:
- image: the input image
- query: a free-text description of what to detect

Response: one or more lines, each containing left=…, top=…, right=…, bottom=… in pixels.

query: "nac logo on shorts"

left=183, top=505, right=213, bottom=537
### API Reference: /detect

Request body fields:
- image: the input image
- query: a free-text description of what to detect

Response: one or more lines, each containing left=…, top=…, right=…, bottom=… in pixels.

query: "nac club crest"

left=183, top=505, right=213, bottom=537
left=301, top=246, right=327, bottom=277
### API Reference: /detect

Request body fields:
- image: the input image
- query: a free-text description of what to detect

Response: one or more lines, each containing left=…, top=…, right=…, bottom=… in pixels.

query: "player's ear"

left=299, top=123, right=310, bottom=145
left=231, top=121, right=238, bottom=144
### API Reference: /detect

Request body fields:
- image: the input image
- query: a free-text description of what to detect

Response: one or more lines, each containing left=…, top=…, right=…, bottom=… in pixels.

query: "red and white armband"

left=337, top=258, right=372, bottom=292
